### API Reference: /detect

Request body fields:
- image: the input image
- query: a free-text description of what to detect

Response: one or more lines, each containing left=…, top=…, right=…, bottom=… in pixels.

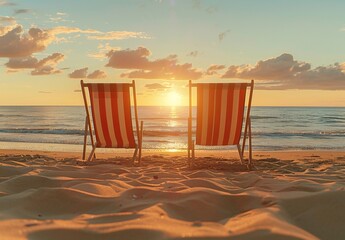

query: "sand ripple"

left=0, top=154, right=345, bottom=239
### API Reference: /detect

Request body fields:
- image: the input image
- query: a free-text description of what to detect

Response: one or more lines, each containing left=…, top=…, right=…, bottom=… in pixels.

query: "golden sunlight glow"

left=165, top=91, right=182, bottom=106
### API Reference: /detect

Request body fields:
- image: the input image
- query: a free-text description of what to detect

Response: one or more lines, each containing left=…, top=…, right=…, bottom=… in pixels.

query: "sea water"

left=0, top=106, right=344, bottom=151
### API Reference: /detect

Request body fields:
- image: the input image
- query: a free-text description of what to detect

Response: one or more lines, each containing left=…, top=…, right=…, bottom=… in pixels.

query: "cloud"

left=0, top=0, right=15, bottom=6
left=222, top=53, right=311, bottom=80
left=187, top=51, right=198, bottom=57
left=0, top=24, right=149, bottom=58
left=221, top=53, right=345, bottom=90
left=6, top=53, right=64, bottom=69
left=6, top=69, right=18, bottom=73
left=36, top=53, right=64, bottom=67
left=31, top=65, right=61, bottom=75
left=69, top=67, right=88, bottom=78
left=87, top=70, right=107, bottom=79
left=47, top=26, right=100, bottom=35
left=27, top=26, right=98, bottom=44
left=206, top=64, right=226, bottom=75
left=14, top=9, right=30, bottom=15
left=145, top=83, right=170, bottom=91
left=88, top=31, right=149, bottom=40
left=0, top=16, right=17, bottom=37
left=48, top=27, right=149, bottom=41
left=5, top=56, right=38, bottom=69
left=0, top=25, right=113, bottom=59
left=48, top=27, right=149, bottom=43
left=218, top=29, right=230, bottom=42
left=88, top=52, right=107, bottom=60
left=280, top=64, right=345, bottom=90
left=0, top=24, right=15, bottom=36
left=47, top=12, right=70, bottom=23
left=49, top=17, right=66, bottom=23
left=69, top=68, right=106, bottom=79
left=5, top=52, right=65, bottom=76
left=88, top=43, right=120, bottom=60
left=106, top=47, right=202, bottom=80
left=0, top=26, right=54, bottom=57
left=0, top=16, right=15, bottom=23
left=106, top=47, right=150, bottom=69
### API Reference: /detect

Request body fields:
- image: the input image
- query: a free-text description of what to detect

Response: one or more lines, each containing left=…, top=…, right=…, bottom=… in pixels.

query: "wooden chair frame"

left=80, top=80, right=143, bottom=164
left=188, top=80, right=254, bottom=166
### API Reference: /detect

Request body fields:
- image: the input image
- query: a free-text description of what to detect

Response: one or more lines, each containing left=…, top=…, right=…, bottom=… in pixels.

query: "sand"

left=0, top=149, right=345, bottom=240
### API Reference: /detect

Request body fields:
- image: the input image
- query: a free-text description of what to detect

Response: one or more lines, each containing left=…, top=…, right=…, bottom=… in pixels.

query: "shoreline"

left=1, top=148, right=345, bottom=162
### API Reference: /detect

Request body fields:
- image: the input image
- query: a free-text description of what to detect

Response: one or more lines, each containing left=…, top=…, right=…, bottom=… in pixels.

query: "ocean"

left=0, top=106, right=344, bottom=152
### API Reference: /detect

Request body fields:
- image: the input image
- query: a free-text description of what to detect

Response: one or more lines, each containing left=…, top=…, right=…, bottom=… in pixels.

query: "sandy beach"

left=1, top=149, right=344, bottom=240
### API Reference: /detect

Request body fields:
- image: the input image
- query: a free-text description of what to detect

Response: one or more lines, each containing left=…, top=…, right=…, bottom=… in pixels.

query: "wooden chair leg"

left=138, top=121, right=143, bottom=165
left=248, top=117, right=253, bottom=166
left=191, top=140, right=195, bottom=167
left=237, top=144, right=244, bottom=164
left=82, top=117, right=88, bottom=160
left=187, top=145, right=191, bottom=165
left=87, top=147, right=96, bottom=162
left=187, top=146, right=191, bottom=167
left=187, top=140, right=191, bottom=167
left=187, top=117, right=191, bottom=165
left=187, top=142, right=191, bottom=167
left=132, top=147, right=138, bottom=165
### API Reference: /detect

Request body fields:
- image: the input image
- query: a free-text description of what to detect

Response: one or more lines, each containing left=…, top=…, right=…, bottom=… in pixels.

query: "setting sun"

left=166, top=91, right=182, bottom=106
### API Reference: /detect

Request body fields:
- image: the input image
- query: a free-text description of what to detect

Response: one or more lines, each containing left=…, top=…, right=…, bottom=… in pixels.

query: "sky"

left=1, top=0, right=345, bottom=106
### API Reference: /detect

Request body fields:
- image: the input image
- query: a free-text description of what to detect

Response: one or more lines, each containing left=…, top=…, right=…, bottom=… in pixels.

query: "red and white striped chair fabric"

left=87, top=83, right=136, bottom=148
left=196, top=83, right=247, bottom=146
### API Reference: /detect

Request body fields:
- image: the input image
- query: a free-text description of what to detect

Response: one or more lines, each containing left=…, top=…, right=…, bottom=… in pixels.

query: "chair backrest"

left=84, top=83, right=136, bottom=148
left=194, top=83, right=251, bottom=146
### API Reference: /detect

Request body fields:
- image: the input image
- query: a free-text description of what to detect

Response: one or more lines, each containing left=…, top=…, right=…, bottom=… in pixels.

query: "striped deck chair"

left=188, top=80, right=254, bottom=166
left=80, top=80, right=143, bottom=163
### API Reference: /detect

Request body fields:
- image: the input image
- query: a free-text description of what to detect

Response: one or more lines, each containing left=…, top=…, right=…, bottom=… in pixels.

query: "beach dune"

left=0, top=150, right=345, bottom=240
